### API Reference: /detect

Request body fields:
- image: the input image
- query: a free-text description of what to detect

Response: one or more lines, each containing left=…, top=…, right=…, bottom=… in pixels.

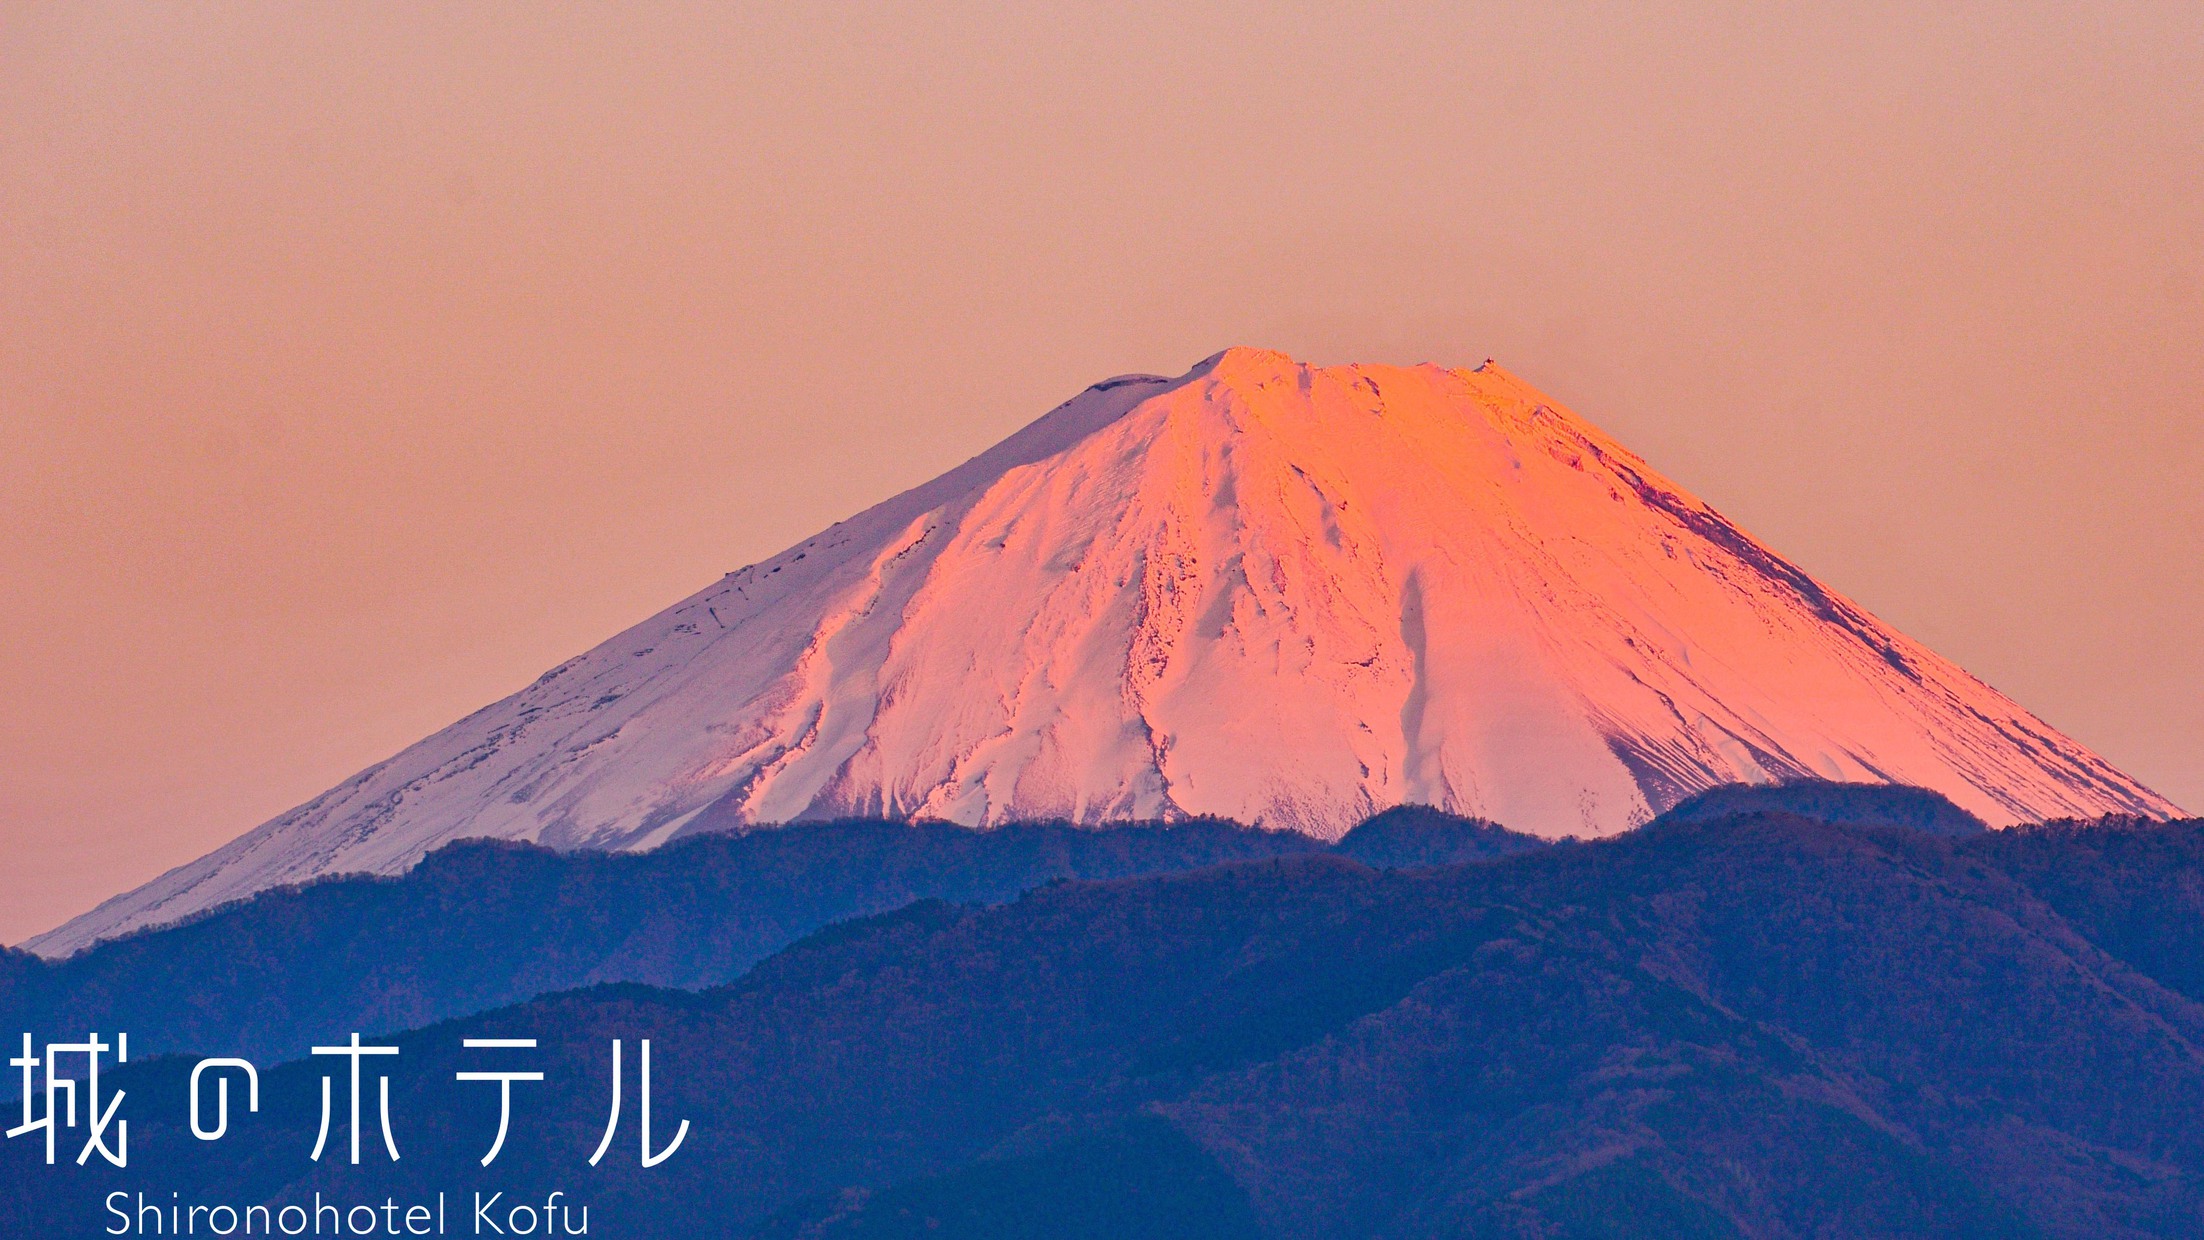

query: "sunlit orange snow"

left=33, top=349, right=2174, bottom=956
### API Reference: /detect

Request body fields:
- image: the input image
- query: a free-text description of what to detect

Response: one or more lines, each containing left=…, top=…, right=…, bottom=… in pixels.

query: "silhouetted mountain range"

left=0, top=819, right=1331, bottom=1063
left=1658, top=780, right=1989, bottom=835
left=7, top=786, right=2204, bottom=1237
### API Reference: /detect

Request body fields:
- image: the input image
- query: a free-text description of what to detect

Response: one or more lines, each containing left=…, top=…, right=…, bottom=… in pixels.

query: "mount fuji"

left=29, top=348, right=2176, bottom=955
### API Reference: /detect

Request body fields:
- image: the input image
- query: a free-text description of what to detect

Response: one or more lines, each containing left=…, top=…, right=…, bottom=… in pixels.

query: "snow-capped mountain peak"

left=29, top=348, right=2177, bottom=955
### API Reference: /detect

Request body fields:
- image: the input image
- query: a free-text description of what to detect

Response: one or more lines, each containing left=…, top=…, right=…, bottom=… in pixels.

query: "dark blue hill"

left=1655, top=780, right=1989, bottom=835
left=0, top=785, right=2083, bottom=1072
left=1330, top=805, right=1547, bottom=869
left=8, top=809, right=2204, bottom=1237
left=0, top=818, right=1328, bottom=1062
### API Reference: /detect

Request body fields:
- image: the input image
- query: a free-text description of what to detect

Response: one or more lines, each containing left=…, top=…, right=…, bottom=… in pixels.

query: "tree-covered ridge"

left=7, top=800, right=2204, bottom=1236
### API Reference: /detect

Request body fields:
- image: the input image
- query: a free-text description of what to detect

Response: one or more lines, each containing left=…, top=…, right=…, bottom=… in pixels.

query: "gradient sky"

left=3, top=2, right=2199, bottom=946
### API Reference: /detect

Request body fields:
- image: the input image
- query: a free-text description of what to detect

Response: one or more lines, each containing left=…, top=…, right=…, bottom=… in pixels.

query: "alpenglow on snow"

left=31, top=348, right=2178, bottom=954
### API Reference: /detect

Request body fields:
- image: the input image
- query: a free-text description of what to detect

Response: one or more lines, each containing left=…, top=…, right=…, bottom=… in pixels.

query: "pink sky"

left=3, top=2, right=2199, bottom=945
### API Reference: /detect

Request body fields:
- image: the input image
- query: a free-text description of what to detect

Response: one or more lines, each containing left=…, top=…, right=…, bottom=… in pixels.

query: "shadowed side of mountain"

left=0, top=818, right=1323, bottom=1062
left=1963, top=816, right=2204, bottom=1008
left=1655, top=780, right=1990, bottom=835
left=10, top=813, right=2204, bottom=1237
left=1330, top=805, right=1550, bottom=869
left=751, top=1115, right=1267, bottom=1240
left=0, top=791, right=2088, bottom=1070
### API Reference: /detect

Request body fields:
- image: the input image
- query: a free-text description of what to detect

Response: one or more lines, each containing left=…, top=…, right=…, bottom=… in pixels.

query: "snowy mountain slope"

left=29, top=348, right=2178, bottom=955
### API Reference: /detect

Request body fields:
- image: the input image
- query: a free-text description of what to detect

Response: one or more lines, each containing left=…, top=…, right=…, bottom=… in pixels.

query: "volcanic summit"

left=31, top=348, right=2176, bottom=954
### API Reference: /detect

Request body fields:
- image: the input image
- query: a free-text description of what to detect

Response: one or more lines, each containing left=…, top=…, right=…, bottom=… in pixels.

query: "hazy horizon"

left=5, top=2, right=2199, bottom=944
